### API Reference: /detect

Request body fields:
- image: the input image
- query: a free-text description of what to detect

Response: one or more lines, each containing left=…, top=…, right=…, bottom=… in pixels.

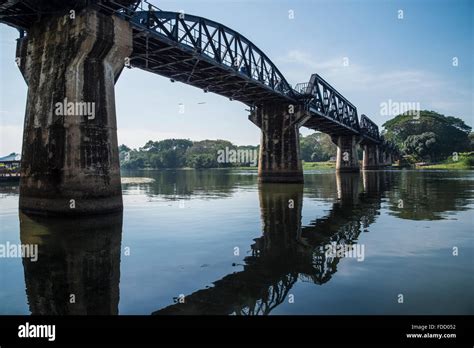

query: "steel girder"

left=295, top=75, right=401, bottom=152
left=295, top=74, right=360, bottom=135
left=122, top=9, right=296, bottom=105
left=0, top=0, right=139, bottom=29
left=359, top=114, right=380, bottom=143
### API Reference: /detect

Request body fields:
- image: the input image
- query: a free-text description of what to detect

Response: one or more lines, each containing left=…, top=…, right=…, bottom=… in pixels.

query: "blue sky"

left=0, top=0, right=472, bottom=154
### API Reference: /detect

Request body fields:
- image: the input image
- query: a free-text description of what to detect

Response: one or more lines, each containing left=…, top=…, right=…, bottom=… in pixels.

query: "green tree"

left=160, top=149, right=180, bottom=168
left=122, top=157, right=145, bottom=170
left=300, top=132, right=336, bottom=161
left=149, top=154, right=163, bottom=168
left=403, top=132, right=437, bottom=161
left=383, top=110, right=471, bottom=161
left=468, top=132, right=474, bottom=150
left=119, top=144, right=131, bottom=152
left=120, top=139, right=260, bottom=169
left=187, top=153, right=216, bottom=168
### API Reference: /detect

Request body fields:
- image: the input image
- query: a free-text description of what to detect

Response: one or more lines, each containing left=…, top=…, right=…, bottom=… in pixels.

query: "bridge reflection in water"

left=154, top=171, right=394, bottom=315
left=19, top=213, right=123, bottom=315
left=18, top=172, right=393, bottom=315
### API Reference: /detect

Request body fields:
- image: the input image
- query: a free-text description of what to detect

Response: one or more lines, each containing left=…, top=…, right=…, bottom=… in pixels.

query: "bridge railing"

left=98, top=1, right=295, bottom=100
left=296, top=74, right=360, bottom=130
left=294, top=82, right=311, bottom=95
left=359, top=114, right=380, bottom=141
left=140, top=11, right=293, bottom=95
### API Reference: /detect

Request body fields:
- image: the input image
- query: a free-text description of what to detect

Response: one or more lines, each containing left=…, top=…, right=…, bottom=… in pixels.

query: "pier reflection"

left=7, top=169, right=473, bottom=316
left=19, top=212, right=123, bottom=315
left=154, top=171, right=394, bottom=315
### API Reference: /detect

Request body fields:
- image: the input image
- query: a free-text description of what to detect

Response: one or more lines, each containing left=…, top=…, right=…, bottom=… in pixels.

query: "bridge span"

left=0, top=0, right=400, bottom=215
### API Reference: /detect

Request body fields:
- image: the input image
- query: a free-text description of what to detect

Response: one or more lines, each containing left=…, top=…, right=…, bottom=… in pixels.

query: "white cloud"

left=279, top=49, right=443, bottom=92
left=277, top=49, right=472, bottom=124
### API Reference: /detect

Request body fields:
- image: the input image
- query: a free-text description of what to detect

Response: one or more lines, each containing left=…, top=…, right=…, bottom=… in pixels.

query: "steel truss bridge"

left=0, top=0, right=399, bottom=154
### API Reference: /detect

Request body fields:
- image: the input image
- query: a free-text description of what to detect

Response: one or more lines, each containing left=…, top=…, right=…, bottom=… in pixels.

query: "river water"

left=0, top=169, right=473, bottom=315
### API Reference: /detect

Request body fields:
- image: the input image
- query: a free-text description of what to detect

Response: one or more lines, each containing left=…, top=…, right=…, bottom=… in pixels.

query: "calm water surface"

left=0, top=169, right=473, bottom=315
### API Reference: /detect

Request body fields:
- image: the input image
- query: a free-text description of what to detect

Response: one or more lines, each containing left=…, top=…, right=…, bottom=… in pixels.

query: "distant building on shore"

left=0, top=153, right=21, bottom=181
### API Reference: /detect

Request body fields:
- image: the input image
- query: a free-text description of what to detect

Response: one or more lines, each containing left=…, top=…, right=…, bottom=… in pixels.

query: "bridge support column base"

left=379, top=149, right=388, bottom=167
left=362, top=144, right=381, bottom=170
left=16, top=8, right=132, bottom=215
left=250, top=103, right=306, bottom=184
left=332, top=135, right=360, bottom=173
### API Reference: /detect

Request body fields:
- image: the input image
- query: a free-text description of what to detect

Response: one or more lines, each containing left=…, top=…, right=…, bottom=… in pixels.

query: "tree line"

left=120, top=139, right=259, bottom=169
left=382, top=110, right=473, bottom=162
left=119, top=110, right=473, bottom=169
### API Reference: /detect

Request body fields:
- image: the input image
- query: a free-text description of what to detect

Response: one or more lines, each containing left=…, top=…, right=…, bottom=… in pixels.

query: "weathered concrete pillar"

left=249, top=103, right=309, bottom=183
left=16, top=9, right=132, bottom=215
left=331, top=135, right=360, bottom=172
left=362, top=144, right=380, bottom=170
left=380, top=148, right=388, bottom=167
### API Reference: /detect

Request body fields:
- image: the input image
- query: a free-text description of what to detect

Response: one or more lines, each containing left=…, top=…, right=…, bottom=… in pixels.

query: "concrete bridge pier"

left=380, top=148, right=389, bottom=167
left=332, top=135, right=361, bottom=172
left=378, top=148, right=385, bottom=167
left=250, top=103, right=309, bottom=183
left=386, top=153, right=393, bottom=166
left=362, top=144, right=380, bottom=170
left=385, top=151, right=391, bottom=166
left=381, top=150, right=393, bottom=167
left=16, top=9, right=132, bottom=215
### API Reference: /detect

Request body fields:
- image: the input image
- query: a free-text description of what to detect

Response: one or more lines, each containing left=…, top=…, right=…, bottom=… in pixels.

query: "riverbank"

left=205, top=161, right=336, bottom=170
left=303, top=161, right=335, bottom=170
left=416, top=152, right=474, bottom=170
left=119, top=156, right=474, bottom=172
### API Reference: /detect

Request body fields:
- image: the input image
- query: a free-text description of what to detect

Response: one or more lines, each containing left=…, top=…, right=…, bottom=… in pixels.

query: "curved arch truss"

left=295, top=74, right=360, bottom=135
left=124, top=9, right=295, bottom=105
left=360, top=114, right=380, bottom=142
